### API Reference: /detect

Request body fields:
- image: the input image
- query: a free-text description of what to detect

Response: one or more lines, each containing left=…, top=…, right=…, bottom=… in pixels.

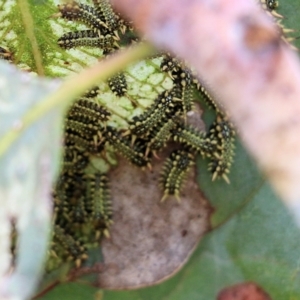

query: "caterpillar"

left=107, top=72, right=127, bottom=97
left=259, top=0, right=280, bottom=13
left=67, top=110, right=101, bottom=127
left=71, top=196, right=88, bottom=224
left=53, top=225, right=88, bottom=268
left=206, top=114, right=235, bottom=183
left=160, top=53, right=182, bottom=75
left=67, top=98, right=111, bottom=124
left=193, top=80, right=221, bottom=112
left=258, top=1, right=295, bottom=44
left=57, top=30, right=116, bottom=50
left=65, top=131, right=104, bottom=154
left=85, top=173, right=112, bottom=238
left=0, top=46, right=12, bottom=61
left=171, top=68, right=193, bottom=88
left=65, top=116, right=104, bottom=146
left=83, top=86, right=100, bottom=98
left=172, top=123, right=212, bottom=157
left=92, top=0, right=124, bottom=32
left=178, top=82, right=194, bottom=119
left=58, top=172, right=88, bottom=225
left=62, top=146, right=90, bottom=174
left=145, top=117, right=179, bottom=157
left=52, top=196, right=70, bottom=231
left=160, top=149, right=195, bottom=202
left=104, top=126, right=151, bottom=169
left=266, top=0, right=278, bottom=10
left=56, top=2, right=110, bottom=35
left=126, top=86, right=182, bottom=139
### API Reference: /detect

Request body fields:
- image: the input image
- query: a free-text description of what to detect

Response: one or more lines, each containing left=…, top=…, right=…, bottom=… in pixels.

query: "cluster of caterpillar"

left=47, top=87, right=115, bottom=271
left=0, top=0, right=290, bottom=272
left=47, top=0, right=236, bottom=271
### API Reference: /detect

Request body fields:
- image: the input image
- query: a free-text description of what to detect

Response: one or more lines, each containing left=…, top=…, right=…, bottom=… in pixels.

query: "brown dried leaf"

left=97, top=145, right=212, bottom=289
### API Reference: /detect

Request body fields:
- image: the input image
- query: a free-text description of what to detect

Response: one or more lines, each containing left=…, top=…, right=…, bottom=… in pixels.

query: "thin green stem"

left=18, top=0, right=45, bottom=76
left=0, top=42, right=155, bottom=158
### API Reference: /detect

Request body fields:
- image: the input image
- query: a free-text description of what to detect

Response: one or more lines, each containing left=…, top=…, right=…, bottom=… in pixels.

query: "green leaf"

left=0, top=61, right=63, bottom=299
left=38, top=283, right=99, bottom=300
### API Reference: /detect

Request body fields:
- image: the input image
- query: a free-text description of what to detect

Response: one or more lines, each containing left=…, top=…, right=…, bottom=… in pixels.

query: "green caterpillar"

left=65, top=131, right=104, bottom=154
left=85, top=173, right=112, bottom=238
left=206, top=115, right=235, bottom=183
left=160, top=149, right=195, bottom=202
left=62, top=146, right=90, bottom=174
left=160, top=53, right=181, bottom=75
left=65, top=115, right=104, bottom=145
left=172, top=123, right=210, bottom=157
left=83, top=86, right=100, bottom=98
left=104, top=126, right=151, bottom=169
left=56, top=1, right=110, bottom=35
left=92, top=0, right=125, bottom=33
left=107, top=72, right=127, bottom=97
left=194, top=80, right=221, bottom=112
left=58, top=30, right=115, bottom=50
left=179, top=82, right=194, bottom=118
left=126, top=86, right=182, bottom=139
left=53, top=225, right=88, bottom=268
left=67, top=98, right=111, bottom=124
left=145, top=117, right=179, bottom=157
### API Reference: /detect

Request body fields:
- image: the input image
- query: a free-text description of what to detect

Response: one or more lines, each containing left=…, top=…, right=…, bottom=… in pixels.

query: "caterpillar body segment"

left=58, top=30, right=115, bottom=50
left=53, top=225, right=88, bottom=267
left=62, top=147, right=90, bottom=174
left=206, top=115, right=235, bottom=183
left=92, top=0, right=124, bottom=32
left=85, top=173, right=113, bottom=234
left=104, top=126, right=151, bottom=169
left=70, top=196, right=87, bottom=224
left=266, top=0, right=279, bottom=10
left=193, top=81, right=221, bottom=113
left=108, top=72, right=127, bottom=97
left=56, top=2, right=110, bottom=34
left=160, top=53, right=182, bottom=76
left=172, top=124, right=210, bottom=157
left=65, top=131, right=104, bottom=154
left=67, top=98, right=111, bottom=123
left=83, top=87, right=100, bottom=98
left=160, top=150, right=195, bottom=202
left=145, top=117, right=179, bottom=157
left=65, top=115, right=104, bottom=146
left=52, top=175, right=73, bottom=223
left=259, top=0, right=282, bottom=18
left=127, top=87, right=182, bottom=138
left=171, top=68, right=193, bottom=88
left=179, top=82, right=194, bottom=119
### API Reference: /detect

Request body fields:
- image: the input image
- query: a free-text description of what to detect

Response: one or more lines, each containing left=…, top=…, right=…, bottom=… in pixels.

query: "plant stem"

left=18, top=0, right=45, bottom=76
